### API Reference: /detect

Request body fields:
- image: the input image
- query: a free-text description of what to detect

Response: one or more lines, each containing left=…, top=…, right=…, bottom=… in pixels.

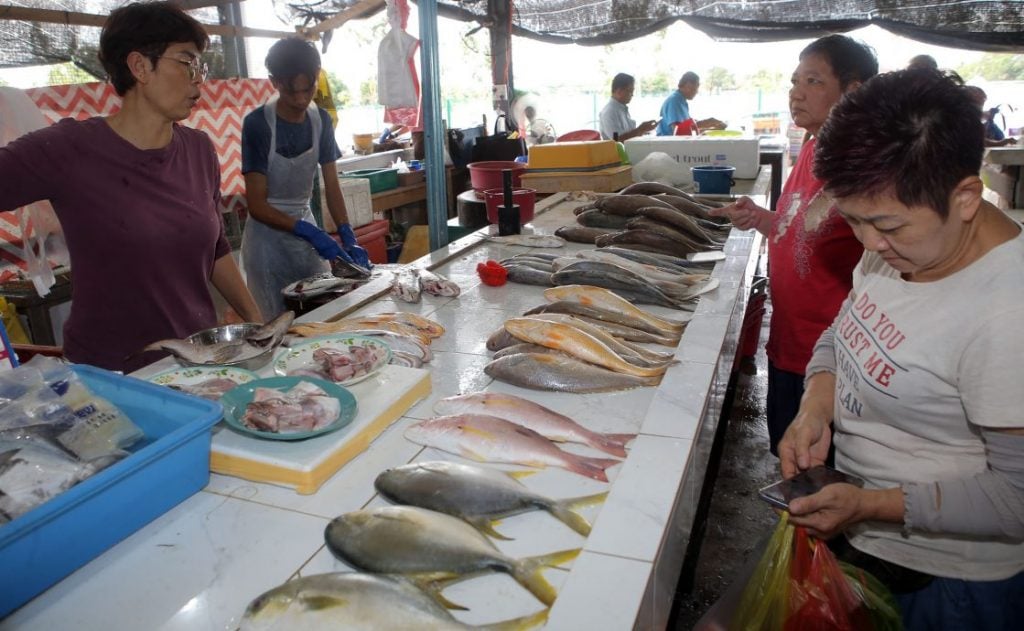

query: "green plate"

left=220, top=376, right=358, bottom=441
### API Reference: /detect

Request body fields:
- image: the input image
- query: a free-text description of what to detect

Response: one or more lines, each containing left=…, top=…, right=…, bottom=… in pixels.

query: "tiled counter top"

left=4, top=171, right=769, bottom=630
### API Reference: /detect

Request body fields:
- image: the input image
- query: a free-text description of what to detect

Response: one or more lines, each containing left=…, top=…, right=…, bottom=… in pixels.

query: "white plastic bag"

left=632, top=151, right=692, bottom=188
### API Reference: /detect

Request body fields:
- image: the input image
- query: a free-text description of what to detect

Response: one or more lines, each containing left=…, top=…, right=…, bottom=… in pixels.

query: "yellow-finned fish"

left=544, top=284, right=686, bottom=334
left=240, top=571, right=548, bottom=630
left=503, top=318, right=667, bottom=378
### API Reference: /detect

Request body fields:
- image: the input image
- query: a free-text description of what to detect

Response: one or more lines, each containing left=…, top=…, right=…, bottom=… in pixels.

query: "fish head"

left=241, top=582, right=301, bottom=627
left=243, top=581, right=350, bottom=628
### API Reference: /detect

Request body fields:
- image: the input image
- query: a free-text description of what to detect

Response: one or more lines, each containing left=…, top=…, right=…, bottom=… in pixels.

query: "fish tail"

left=564, top=454, right=621, bottom=482
left=471, top=516, right=514, bottom=541
left=547, top=491, right=609, bottom=536
left=511, top=548, right=581, bottom=606
left=586, top=432, right=636, bottom=458
left=476, top=608, right=550, bottom=631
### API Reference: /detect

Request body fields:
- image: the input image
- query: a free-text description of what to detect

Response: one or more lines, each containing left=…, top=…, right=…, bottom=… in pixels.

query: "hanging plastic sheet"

left=377, top=0, right=421, bottom=129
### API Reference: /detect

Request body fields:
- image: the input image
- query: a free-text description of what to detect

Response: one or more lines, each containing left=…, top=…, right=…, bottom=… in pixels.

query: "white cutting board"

left=209, top=364, right=431, bottom=494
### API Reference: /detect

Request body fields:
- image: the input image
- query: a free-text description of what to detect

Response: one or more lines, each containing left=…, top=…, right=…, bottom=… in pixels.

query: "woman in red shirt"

left=710, top=35, right=877, bottom=455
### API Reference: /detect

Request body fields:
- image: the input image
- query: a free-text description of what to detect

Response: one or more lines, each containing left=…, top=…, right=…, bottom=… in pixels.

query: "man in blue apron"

left=241, top=37, right=370, bottom=318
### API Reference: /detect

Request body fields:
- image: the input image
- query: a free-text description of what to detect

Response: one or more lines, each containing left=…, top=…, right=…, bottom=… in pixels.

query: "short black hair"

left=611, top=73, right=635, bottom=92
left=265, top=37, right=321, bottom=83
left=814, top=69, right=983, bottom=219
left=908, top=54, right=938, bottom=71
left=800, top=34, right=878, bottom=90
left=678, top=71, right=699, bottom=86
left=99, top=1, right=209, bottom=96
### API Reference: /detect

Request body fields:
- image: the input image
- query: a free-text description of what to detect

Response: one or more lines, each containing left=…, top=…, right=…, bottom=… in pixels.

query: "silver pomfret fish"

left=240, top=572, right=547, bottom=630
left=324, top=505, right=578, bottom=606
left=374, top=461, right=607, bottom=537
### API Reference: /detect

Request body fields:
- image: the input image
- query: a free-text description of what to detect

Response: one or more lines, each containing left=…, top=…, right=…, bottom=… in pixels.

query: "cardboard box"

left=623, top=136, right=761, bottom=183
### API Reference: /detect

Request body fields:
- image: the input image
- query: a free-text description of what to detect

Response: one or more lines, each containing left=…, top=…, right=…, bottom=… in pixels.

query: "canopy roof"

left=1, top=0, right=1021, bottom=73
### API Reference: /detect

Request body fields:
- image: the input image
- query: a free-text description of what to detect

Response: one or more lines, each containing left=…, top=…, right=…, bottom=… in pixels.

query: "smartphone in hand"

left=758, top=465, right=865, bottom=510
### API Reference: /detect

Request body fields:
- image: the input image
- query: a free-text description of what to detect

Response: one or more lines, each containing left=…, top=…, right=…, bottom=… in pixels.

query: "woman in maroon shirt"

left=0, top=2, right=261, bottom=372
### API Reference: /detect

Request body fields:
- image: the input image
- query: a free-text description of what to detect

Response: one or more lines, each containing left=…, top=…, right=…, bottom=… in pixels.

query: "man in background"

left=599, top=73, right=657, bottom=141
left=656, top=71, right=725, bottom=136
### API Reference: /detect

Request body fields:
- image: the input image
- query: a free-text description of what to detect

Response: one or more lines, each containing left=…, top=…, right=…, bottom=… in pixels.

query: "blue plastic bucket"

left=691, top=165, right=736, bottom=194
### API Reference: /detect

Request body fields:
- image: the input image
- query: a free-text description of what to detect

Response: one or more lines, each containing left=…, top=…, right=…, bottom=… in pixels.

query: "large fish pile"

left=483, top=285, right=686, bottom=393
left=289, top=312, right=442, bottom=368
left=390, top=266, right=462, bottom=303
left=554, top=181, right=732, bottom=258
left=499, top=248, right=720, bottom=310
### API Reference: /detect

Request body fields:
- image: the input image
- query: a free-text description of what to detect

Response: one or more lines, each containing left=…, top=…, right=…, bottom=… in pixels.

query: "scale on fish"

left=375, top=461, right=608, bottom=538
left=486, top=234, right=566, bottom=248
left=324, top=505, right=579, bottom=607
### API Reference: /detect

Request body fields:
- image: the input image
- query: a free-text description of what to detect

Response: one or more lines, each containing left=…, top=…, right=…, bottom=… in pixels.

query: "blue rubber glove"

left=292, top=219, right=345, bottom=261
left=336, top=223, right=372, bottom=269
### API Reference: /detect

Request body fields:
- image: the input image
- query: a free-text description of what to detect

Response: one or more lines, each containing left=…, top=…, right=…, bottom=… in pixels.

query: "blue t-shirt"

left=241, top=105, right=340, bottom=175
left=657, top=91, right=690, bottom=136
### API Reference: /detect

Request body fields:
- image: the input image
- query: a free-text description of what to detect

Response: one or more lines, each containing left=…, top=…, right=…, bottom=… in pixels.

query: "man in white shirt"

left=598, top=73, right=657, bottom=141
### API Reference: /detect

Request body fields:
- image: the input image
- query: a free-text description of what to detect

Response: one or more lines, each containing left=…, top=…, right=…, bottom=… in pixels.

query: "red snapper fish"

left=404, top=414, right=620, bottom=482
left=433, top=392, right=636, bottom=458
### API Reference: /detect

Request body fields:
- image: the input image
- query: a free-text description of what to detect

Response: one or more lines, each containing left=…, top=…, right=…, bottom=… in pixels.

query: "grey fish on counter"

left=522, top=313, right=676, bottom=370
left=550, top=261, right=686, bottom=309
left=434, top=392, right=637, bottom=458
left=324, top=505, right=579, bottom=606
left=574, top=209, right=633, bottom=229
left=594, top=194, right=676, bottom=216
left=634, top=207, right=724, bottom=246
left=240, top=571, right=548, bottom=630
left=486, top=234, right=565, bottom=248
left=625, top=217, right=721, bottom=252
left=486, top=326, right=521, bottom=352
left=484, top=352, right=661, bottom=393
left=503, top=264, right=554, bottom=287
left=599, top=246, right=710, bottom=272
left=553, top=225, right=619, bottom=244
left=375, top=461, right=608, bottom=537
left=544, top=284, right=689, bottom=334
left=594, top=229, right=701, bottom=259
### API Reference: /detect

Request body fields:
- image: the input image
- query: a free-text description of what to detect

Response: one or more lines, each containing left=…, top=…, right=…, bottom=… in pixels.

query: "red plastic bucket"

left=482, top=188, right=536, bottom=224
left=468, top=161, right=525, bottom=195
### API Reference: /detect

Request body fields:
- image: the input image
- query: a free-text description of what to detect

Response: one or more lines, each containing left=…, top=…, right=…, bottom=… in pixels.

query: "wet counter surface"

left=4, top=171, right=769, bottom=631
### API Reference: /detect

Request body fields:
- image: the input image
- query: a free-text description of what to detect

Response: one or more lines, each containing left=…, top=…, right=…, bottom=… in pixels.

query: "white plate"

left=272, top=335, right=392, bottom=386
left=148, top=366, right=260, bottom=400
left=281, top=273, right=350, bottom=298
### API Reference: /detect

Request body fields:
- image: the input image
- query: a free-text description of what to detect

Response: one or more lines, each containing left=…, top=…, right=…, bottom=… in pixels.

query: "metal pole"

left=419, top=0, right=448, bottom=251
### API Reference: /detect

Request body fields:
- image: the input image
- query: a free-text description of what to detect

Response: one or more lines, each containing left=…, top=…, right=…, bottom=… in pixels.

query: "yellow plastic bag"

left=314, top=69, right=338, bottom=129
left=0, top=297, right=29, bottom=345
left=730, top=513, right=795, bottom=631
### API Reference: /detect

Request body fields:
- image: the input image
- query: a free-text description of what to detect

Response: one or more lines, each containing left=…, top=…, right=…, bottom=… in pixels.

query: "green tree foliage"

left=704, top=66, right=737, bottom=94
left=746, top=68, right=786, bottom=93
left=325, top=70, right=351, bottom=107
left=956, top=54, right=1024, bottom=81
left=47, top=62, right=95, bottom=86
left=359, top=78, right=377, bottom=106
left=642, top=71, right=670, bottom=96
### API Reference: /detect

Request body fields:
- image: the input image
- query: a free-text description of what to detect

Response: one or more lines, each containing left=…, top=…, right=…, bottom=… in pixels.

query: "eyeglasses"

left=157, top=56, right=208, bottom=83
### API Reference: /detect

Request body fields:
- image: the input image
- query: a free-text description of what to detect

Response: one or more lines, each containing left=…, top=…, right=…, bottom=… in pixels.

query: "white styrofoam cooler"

left=319, top=175, right=373, bottom=230
left=624, top=136, right=761, bottom=183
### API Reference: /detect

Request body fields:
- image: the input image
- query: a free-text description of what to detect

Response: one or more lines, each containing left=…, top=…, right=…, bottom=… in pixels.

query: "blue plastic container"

left=0, top=365, right=222, bottom=617
left=691, top=165, right=736, bottom=195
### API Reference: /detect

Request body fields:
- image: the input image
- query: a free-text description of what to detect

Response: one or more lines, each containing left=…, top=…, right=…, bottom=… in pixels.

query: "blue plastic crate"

left=0, top=364, right=222, bottom=617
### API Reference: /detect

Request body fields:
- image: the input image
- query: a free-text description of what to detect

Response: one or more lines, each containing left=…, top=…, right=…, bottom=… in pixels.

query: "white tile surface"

left=546, top=551, right=651, bottom=630
left=4, top=493, right=328, bottom=631
left=584, top=434, right=694, bottom=562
